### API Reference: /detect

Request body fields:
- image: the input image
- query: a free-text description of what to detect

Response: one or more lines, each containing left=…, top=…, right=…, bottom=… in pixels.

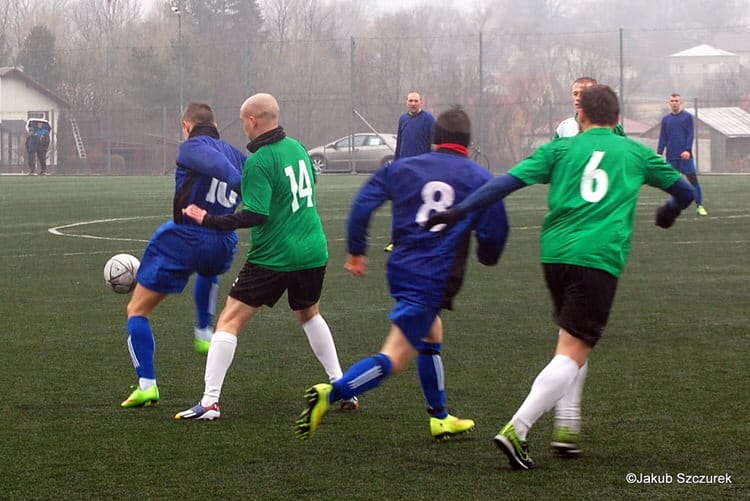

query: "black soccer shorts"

left=229, top=262, right=326, bottom=311
left=542, top=263, right=618, bottom=347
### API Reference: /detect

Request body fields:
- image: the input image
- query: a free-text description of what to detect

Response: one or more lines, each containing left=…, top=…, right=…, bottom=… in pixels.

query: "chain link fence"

left=3, top=26, right=749, bottom=175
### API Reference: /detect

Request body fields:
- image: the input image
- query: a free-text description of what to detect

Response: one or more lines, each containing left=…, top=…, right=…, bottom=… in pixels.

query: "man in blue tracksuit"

left=394, top=91, right=435, bottom=160
left=657, top=93, right=708, bottom=215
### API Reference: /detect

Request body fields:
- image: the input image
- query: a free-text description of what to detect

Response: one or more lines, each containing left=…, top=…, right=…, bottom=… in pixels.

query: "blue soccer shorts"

left=136, top=221, right=238, bottom=294
left=389, top=300, right=440, bottom=348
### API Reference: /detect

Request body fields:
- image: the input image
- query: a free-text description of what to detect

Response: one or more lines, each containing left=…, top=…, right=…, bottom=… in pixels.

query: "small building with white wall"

left=0, top=67, right=70, bottom=171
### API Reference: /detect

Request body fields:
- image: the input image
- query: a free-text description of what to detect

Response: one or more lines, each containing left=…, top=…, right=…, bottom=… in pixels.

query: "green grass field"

left=1, top=174, right=747, bottom=500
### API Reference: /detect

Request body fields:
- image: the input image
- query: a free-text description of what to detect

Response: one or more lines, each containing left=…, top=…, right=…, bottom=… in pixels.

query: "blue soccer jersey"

left=137, top=132, right=247, bottom=293
left=173, top=135, right=247, bottom=224
left=347, top=149, right=509, bottom=309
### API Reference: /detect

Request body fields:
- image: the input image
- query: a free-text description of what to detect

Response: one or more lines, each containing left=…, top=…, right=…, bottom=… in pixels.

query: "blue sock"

left=693, top=183, right=703, bottom=205
left=331, top=353, right=392, bottom=403
left=194, top=274, right=219, bottom=329
left=417, top=342, right=447, bottom=418
left=127, top=316, right=155, bottom=379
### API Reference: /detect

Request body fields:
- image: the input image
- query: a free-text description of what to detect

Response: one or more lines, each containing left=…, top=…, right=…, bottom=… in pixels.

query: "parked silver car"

left=307, top=133, right=396, bottom=173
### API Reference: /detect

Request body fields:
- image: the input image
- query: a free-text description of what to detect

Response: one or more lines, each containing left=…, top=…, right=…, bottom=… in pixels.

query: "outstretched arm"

left=654, top=178, right=694, bottom=228
left=182, top=204, right=268, bottom=230
left=424, top=174, right=526, bottom=230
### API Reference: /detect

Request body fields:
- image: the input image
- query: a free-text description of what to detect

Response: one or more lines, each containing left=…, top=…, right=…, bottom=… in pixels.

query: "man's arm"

left=346, top=167, right=390, bottom=255
left=177, top=140, right=243, bottom=188
left=182, top=204, right=267, bottom=230
left=657, top=117, right=667, bottom=155
left=424, top=174, right=526, bottom=230
left=473, top=199, right=509, bottom=266
left=394, top=116, right=404, bottom=160
left=683, top=114, right=695, bottom=158
left=654, top=178, right=694, bottom=228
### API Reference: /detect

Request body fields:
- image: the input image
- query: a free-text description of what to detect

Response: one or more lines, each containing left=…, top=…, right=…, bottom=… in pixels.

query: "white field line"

left=39, top=213, right=750, bottom=251
left=48, top=216, right=164, bottom=243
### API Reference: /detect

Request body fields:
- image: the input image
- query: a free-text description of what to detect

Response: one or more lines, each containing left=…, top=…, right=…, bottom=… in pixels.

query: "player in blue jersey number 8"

left=295, top=106, right=509, bottom=442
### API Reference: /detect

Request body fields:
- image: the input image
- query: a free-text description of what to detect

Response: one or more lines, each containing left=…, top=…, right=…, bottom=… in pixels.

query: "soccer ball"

left=104, top=253, right=140, bottom=294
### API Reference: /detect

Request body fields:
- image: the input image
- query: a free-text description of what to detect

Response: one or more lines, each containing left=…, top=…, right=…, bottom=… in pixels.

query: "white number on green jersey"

left=580, top=151, right=609, bottom=203
left=285, top=160, right=314, bottom=212
left=416, top=181, right=455, bottom=232
left=206, top=178, right=238, bottom=208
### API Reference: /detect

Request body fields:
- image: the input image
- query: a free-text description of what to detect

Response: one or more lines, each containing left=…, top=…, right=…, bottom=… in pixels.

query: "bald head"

left=241, top=93, right=280, bottom=140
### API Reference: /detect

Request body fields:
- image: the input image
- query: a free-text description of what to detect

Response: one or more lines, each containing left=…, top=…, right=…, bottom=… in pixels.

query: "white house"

left=0, top=67, right=70, bottom=171
left=668, top=44, right=740, bottom=95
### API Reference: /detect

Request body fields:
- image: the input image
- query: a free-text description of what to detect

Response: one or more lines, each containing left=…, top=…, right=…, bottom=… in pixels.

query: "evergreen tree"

left=17, top=25, right=61, bottom=90
left=0, top=33, right=10, bottom=67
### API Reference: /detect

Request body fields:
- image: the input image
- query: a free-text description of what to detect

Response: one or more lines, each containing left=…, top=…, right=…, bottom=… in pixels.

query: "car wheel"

left=310, top=155, right=326, bottom=174
left=380, top=155, right=394, bottom=167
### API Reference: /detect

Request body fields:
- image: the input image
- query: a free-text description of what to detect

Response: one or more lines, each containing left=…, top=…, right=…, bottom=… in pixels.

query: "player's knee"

left=416, top=341, right=442, bottom=355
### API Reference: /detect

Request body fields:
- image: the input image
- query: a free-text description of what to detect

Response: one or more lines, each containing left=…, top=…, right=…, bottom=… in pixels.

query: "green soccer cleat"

left=194, top=327, right=212, bottom=355
left=295, top=383, right=332, bottom=440
left=696, top=205, right=708, bottom=216
left=494, top=423, right=536, bottom=470
left=430, top=414, right=475, bottom=441
left=194, top=337, right=210, bottom=355
left=550, top=426, right=582, bottom=458
left=121, top=384, right=160, bottom=408
left=383, top=242, right=394, bottom=252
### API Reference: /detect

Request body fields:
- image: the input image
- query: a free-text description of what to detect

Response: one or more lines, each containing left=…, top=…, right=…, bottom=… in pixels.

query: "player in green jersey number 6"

left=176, top=93, right=357, bottom=421
left=425, top=85, right=695, bottom=470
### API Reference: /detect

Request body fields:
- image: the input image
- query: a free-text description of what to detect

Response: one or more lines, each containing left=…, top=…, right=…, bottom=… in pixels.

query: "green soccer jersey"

left=241, top=136, right=328, bottom=271
left=509, top=127, right=682, bottom=278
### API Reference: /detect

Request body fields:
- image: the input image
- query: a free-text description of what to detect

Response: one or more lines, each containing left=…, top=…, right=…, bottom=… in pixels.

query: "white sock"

left=139, top=378, right=156, bottom=391
left=302, top=314, right=343, bottom=382
left=194, top=326, right=213, bottom=342
left=201, top=331, right=237, bottom=407
left=510, top=354, right=580, bottom=439
left=554, top=360, right=589, bottom=433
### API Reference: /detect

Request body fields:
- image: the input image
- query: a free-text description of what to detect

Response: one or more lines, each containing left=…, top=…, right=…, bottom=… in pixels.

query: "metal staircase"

left=70, top=117, right=87, bottom=159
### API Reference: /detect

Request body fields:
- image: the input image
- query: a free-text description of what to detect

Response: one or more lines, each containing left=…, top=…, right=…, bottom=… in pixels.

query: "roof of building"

left=0, top=67, right=71, bottom=108
left=621, top=117, right=651, bottom=136
left=696, top=107, right=750, bottom=138
left=669, top=44, right=737, bottom=58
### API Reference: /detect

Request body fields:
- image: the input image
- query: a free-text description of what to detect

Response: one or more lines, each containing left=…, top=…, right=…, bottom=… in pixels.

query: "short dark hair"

left=182, top=102, right=215, bottom=126
left=579, top=85, right=619, bottom=127
left=573, top=76, right=597, bottom=86
left=432, top=106, right=471, bottom=146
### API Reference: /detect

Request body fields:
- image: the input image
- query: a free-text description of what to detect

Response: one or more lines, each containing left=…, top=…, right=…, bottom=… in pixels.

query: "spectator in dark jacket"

left=25, top=124, right=39, bottom=175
